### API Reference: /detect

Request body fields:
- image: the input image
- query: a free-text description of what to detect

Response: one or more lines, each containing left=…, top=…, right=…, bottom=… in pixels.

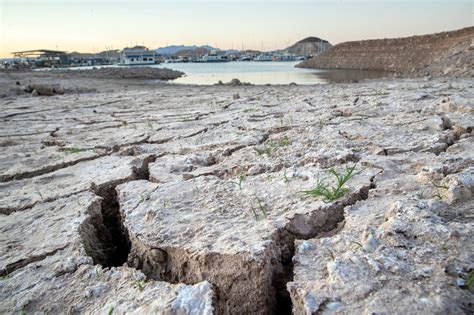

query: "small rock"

left=373, top=146, right=388, bottom=156
left=150, top=248, right=167, bottom=262
left=35, top=85, right=55, bottom=96
left=326, top=301, right=344, bottom=311
left=24, top=85, right=34, bottom=93
left=31, top=89, right=39, bottom=97
left=53, top=86, right=65, bottom=95
left=440, top=116, right=453, bottom=130
left=233, top=93, right=240, bottom=100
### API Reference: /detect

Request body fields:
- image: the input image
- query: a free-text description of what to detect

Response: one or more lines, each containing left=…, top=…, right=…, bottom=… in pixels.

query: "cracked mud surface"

left=1, top=76, right=473, bottom=314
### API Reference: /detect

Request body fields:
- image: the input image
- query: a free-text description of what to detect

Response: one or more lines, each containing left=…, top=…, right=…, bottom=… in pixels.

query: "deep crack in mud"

left=273, top=175, right=376, bottom=314
left=85, top=155, right=156, bottom=267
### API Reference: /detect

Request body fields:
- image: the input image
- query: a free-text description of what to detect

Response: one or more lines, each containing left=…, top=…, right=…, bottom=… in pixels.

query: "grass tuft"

left=432, top=180, right=449, bottom=200
left=466, top=270, right=474, bottom=291
left=231, top=175, right=246, bottom=190
left=133, top=279, right=146, bottom=291
left=301, top=164, right=358, bottom=203
left=256, top=198, right=268, bottom=218
left=283, top=169, right=290, bottom=184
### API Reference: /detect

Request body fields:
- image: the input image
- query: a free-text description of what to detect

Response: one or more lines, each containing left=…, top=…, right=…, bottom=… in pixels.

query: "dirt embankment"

left=60, top=67, right=184, bottom=80
left=0, top=66, right=184, bottom=81
left=298, top=27, right=474, bottom=77
left=0, top=67, right=185, bottom=98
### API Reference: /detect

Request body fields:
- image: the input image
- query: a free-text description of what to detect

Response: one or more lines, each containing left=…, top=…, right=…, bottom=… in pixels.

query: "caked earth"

left=0, top=76, right=473, bottom=314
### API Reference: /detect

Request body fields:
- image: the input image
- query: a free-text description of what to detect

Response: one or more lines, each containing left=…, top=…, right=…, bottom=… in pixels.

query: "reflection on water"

left=155, top=61, right=391, bottom=85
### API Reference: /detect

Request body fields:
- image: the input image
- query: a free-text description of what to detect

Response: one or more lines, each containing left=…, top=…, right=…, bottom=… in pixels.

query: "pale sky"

left=0, top=0, right=472, bottom=57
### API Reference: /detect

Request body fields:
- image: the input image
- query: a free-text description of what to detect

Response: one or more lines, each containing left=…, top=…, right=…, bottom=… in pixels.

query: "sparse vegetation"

left=36, top=190, right=44, bottom=200
left=326, top=247, right=335, bottom=260
left=243, top=108, right=256, bottom=113
left=256, top=198, right=268, bottom=218
left=250, top=207, right=259, bottom=220
left=231, top=174, right=246, bottom=190
left=1, top=269, right=11, bottom=280
left=283, top=169, right=290, bottom=183
left=249, top=196, right=269, bottom=220
left=375, top=101, right=385, bottom=107
left=278, top=137, right=291, bottom=146
left=302, top=164, right=358, bottom=202
left=415, top=188, right=427, bottom=200
left=133, top=279, right=146, bottom=291
left=432, top=180, right=449, bottom=200
left=466, top=270, right=474, bottom=291
left=319, top=119, right=325, bottom=128
left=162, top=200, right=171, bottom=209
left=255, top=137, right=292, bottom=156
left=254, top=142, right=272, bottom=156
left=351, top=241, right=364, bottom=250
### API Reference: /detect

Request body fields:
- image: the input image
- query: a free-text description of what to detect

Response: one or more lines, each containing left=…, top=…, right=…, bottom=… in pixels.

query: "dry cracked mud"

left=1, top=76, right=473, bottom=314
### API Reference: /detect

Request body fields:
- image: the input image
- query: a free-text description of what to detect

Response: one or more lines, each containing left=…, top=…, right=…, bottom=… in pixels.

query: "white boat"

left=201, top=50, right=229, bottom=62
left=254, top=53, right=273, bottom=61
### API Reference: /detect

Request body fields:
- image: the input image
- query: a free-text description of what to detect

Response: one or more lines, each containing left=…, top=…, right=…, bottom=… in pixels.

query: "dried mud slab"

left=115, top=165, right=375, bottom=314
left=289, top=159, right=474, bottom=314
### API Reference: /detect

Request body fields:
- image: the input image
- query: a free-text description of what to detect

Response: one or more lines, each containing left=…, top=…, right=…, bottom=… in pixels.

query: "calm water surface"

left=154, top=61, right=391, bottom=85
left=50, top=61, right=391, bottom=85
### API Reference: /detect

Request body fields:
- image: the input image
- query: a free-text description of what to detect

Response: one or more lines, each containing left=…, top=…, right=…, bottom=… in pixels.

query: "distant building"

left=11, top=49, right=69, bottom=68
left=119, top=46, right=156, bottom=65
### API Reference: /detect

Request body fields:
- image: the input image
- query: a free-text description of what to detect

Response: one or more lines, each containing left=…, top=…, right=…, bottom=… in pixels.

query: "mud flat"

left=0, top=73, right=473, bottom=314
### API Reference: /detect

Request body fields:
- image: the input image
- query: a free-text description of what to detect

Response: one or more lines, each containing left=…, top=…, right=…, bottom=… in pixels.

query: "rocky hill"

left=68, top=50, right=121, bottom=59
left=173, top=47, right=210, bottom=58
left=155, top=45, right=218, bottom=56
left=285, top=36, right=332, bottom=56
left=298, top=27, right=474, bottom=77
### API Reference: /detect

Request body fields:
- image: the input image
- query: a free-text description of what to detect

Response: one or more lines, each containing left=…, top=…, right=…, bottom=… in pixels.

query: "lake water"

left=42, top=61, right=391, bottom=85
left=154, top=61, right=391, bottom=85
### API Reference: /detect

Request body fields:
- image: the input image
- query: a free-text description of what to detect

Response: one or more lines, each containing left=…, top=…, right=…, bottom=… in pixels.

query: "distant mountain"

left=284, top=37, right=332, bottom=56
left=69, top=50, right=120, bottom=59
left=155, top=45, right=219, bottom=55
left=174, top=47, right=211, bottom=58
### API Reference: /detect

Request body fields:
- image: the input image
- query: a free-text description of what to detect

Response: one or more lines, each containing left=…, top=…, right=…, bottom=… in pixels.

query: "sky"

left=0, top=0, right=472, bottom=57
